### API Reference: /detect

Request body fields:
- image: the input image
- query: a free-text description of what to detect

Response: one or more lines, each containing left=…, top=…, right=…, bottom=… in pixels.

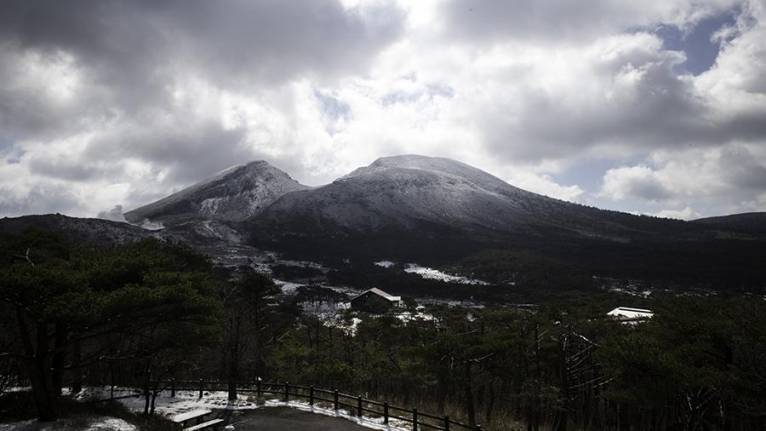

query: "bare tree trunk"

left=21, top=316, right=58, bottom=421
left=533, top=324, right=541, bottom=431
left=150, top=383, right=159, bottom=415
left=143, top=360, right=152, bottom=416
left=227, top=315, right=241, bottom=401
left=464, top=362, right=477, bottom=426
left=486, top=378, right=496, bottom=423
left=71, top=339, right=82, bottom=394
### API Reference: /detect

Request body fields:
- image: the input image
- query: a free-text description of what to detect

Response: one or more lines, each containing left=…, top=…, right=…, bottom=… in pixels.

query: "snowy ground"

left=274, top=279, right=303, bottom=295
left=260, top=399, right=410, bottom=431
left=374, top=261, right=491, bottom=285
left=0, top=417, right=135, bottom=431
left=76, top=387, right=258, bottom=417
left=80, top=388, right=410, bottom=431
left=403, top=264, right=489, bottom=285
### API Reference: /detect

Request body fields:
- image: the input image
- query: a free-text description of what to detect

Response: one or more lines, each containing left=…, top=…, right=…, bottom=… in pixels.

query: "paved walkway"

left=223, top=407, right=372, bottom=431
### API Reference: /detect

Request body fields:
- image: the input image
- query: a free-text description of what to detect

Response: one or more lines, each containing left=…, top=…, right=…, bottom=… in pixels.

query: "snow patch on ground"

left=261, top=399, right=410, bottom=431
left=86, top=418, right=135, bottom=431
left=274, top=279, right=303, bottom=295
left=86, top=388, right=258, bottom=417
left=275, top=259, right=327, bottom=271
left=395, top=311, right=435, bottom=323
left=59, top=387, right=408, bottom=431
left=373, top=260, right=396, bottom=268
left=139, top=220, right=164, bottom=230
left=404, top=264, right=489, bottom=285
left=321, top=315, right=363, bottom=336
left=0, top=417, right=136, bottom=431
left=200, top=197, right=223, bottom=215
left=301, top=301, right=351, bottom=314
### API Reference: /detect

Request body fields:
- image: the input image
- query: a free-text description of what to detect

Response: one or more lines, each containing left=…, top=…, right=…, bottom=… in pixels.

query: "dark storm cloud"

left=0, top=0, right=764, bottom=219
left=0, top=0, right=405, bottom=184
left=83, top=118, right=253, bottom=184
left=0, top=184, right=81, bottom=217
left=27, top=157, right=109, bottom=182
left=0, top=0, right=404, bottom=92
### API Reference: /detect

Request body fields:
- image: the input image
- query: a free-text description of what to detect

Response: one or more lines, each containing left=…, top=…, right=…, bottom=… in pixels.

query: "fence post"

left=357, top=396, right=363, bottom=417
left=170, top=379, right=176, bottom=398
left=284, top=382, right=289, bottom=402
left=412, top=408, right=418, bottom=431
left=309, top=386, right=315, bottom=406
left=444, top=415, right=450, bottom=431
left=334, top=389, right=339, bottom=411
left=257, top=379, right=262, bottom=398
left=198, top=378, right=204, bottom=400
left=383, top=402, right=389, bottom=425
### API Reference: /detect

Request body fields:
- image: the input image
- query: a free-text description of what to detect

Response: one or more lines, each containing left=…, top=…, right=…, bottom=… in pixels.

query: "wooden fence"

left=160, top=380, right=482, bottom=431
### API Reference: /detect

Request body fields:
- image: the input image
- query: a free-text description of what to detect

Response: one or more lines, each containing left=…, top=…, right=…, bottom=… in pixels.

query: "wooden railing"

left=161, top=380, right=482, bottom=431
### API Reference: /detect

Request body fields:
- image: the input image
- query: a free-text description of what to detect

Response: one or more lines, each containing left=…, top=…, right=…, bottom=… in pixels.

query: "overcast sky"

left=1, top=0, right=765, bottom=220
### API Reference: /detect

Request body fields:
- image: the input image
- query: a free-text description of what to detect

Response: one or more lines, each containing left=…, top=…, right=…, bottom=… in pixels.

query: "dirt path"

left=223, top=407, right=374, bottom=431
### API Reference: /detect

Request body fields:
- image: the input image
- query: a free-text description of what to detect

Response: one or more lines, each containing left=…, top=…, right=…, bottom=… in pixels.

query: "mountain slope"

left=0, top=214, right=154, bottom=246
left=125, top=161, right=308, bottom=225
left=245, top=155, right=765, bottom=289
left=693, top=212, right=766, bottom=234
left=250, top=155, right=706, bottom=244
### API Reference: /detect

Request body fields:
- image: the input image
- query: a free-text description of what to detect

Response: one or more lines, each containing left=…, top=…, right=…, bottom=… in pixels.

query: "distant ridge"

left=3, top=154, right=765, bottom=290
left=693, top=212, right=766, bottom=233
left=249, top=154, right=706, bottom=244
left=124, top=161, right=308, bottom=225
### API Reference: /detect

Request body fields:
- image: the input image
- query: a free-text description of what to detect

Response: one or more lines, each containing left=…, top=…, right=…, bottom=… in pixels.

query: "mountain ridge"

left=3, top=155, right=765, bottom=290
left=124, top=160, right=308, bottom=225
left=248, top=155, right=721, bottom=244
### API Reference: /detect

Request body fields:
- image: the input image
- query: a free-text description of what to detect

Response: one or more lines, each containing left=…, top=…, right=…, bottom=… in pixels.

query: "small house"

left=350, top=288, right=402, bottom=314
left=607, top=306, right=653, bottom=324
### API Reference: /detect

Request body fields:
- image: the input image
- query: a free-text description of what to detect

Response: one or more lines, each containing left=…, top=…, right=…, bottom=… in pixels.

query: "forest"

left=1, top=228, right=766, bottom=430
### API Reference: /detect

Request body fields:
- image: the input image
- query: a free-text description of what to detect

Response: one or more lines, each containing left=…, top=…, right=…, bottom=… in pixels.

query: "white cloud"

left=598, top=143, right=766, bottom=216
left=0, top=0, right=765, bottom=219
left=600, top=165, right=673, bottom=202
left=653, top=206, right=701, bottom=220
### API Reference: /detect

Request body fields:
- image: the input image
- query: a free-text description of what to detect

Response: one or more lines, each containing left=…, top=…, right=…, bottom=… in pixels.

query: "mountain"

left=4, top=155, right=764, bottom=290
left=0, top=214, right=154, bottom=246
left=124, top=161, right=308, bottom=226
left=246, top=155, right=765, bottom=287
left=249, top=155, right=713, bottom=247
left=693, top=212, right=766, bottom=234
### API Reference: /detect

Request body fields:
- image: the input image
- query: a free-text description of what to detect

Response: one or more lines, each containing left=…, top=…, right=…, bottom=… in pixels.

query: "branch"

left=12, top=248, right=35, bottom=267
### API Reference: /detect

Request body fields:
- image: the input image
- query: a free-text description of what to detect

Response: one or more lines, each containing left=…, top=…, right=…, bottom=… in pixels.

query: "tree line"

left=1, top=228, right=766, bottom=430
left=267, top=297, right=766, bottom=430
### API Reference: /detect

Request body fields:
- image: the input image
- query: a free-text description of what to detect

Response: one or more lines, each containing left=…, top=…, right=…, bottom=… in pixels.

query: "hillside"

left=246, top=155, right=766, bottom=288
left=124, top=161, right=308, bottom=226
left=6, top=156, right=765, bottom=290
left=0, top=214, right=154, bottom=246
left=693, top=212, right=766, bottom=234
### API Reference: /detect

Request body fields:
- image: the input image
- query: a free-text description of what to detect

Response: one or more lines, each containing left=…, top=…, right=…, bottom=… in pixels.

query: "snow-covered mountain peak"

left=341, top=154, right=522, bottom=195
left=125, top=160, right=308, bottom=225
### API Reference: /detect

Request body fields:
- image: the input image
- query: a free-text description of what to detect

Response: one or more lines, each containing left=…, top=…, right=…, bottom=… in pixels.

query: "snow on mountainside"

left=124, top=161, right=308, bottom=225
left=251, top=155, right=628, bottom=237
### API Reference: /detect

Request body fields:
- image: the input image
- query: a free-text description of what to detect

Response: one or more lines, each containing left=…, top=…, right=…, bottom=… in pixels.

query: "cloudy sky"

left=1, top=0, right=765, bottom=220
